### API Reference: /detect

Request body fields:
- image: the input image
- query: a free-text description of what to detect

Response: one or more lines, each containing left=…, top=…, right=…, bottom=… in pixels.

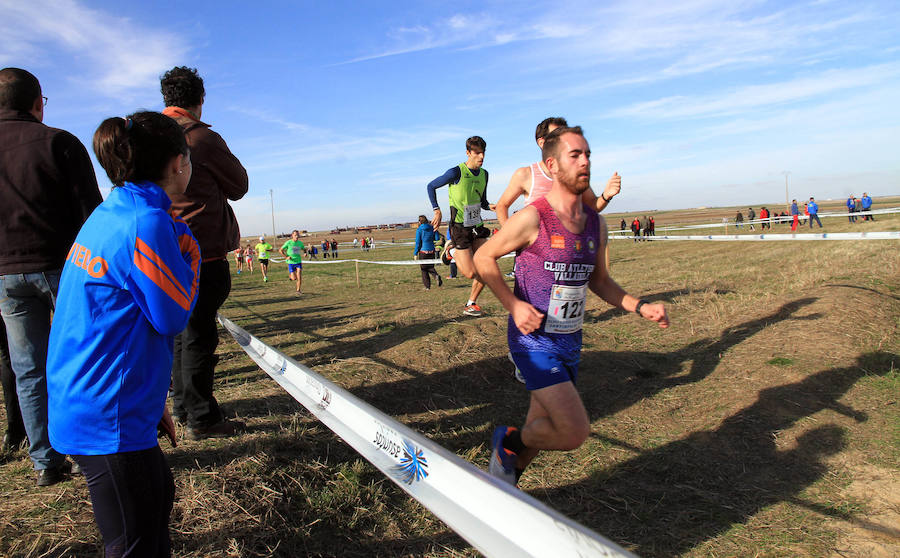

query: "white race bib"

left=290, top=246, right=302, bottom=255
left=545, top=284, right=587, bottom=334
left=463, top=203, right=481, bottom=227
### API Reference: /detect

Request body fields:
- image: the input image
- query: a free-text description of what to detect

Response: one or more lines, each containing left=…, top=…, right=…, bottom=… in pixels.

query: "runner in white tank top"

left=494, top=117, right=621, bottom=228
left=523, top=161, right=553, bottom=206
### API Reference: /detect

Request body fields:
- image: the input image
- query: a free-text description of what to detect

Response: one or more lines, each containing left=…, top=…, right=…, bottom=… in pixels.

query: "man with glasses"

left=0, top=68, right=101, bottom=485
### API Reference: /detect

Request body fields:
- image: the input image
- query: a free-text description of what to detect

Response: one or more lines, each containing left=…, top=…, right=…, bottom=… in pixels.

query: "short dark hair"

left=160, top=66, right=205, bottom=108
left=535, top=117, right=567, bottom=141
left=93, top=111, right=188, bottom=187
left=0, top=68, right=41, bottom=112
left=465, top=136, right=486, bottom=152
left=418, top=215, right=428, bottom=224
left=541, top=126, right=585, bottom=163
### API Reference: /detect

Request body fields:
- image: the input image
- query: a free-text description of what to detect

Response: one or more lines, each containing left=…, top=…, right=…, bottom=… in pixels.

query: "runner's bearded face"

left=555, top=134, right=591, bottom=195
left=466, top=149, right=485, bottom=170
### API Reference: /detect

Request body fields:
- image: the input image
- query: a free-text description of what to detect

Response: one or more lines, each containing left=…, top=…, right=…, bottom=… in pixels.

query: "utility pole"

left=782, top=171, right=791, bottom=211
left=269, top=189, right=276, bottom=237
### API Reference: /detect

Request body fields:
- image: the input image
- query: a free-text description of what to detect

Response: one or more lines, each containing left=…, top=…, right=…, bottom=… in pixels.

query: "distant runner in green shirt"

left=426, top=135, right=492, bottom=317
left=255, top=236, right=274, bottom=282
left=280, top=230, right=305, bottom=295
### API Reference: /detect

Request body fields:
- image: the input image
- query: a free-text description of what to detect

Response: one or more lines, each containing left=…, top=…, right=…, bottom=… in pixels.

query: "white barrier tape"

left=268, top=253, right=515, bottom=266
left=624, top=231, right=900, bottom=241
left=269, top=257, right=443, bottom=265
left=607, top=207, right=899, bottom=235
left=217, top=315, right=635, bottom=558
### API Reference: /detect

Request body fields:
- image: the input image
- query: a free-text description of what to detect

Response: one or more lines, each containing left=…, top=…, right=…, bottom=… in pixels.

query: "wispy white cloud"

left=226, top=107, right=314, bottom=133
left=0, top=0, right=189, bottom=96
left=237, top=123, right=466, bottom=172
left=686, top=83, right=900, bottom=140
left=333, top=7, right=596, bottom=65
left=608, top=62, right=900, bottom=120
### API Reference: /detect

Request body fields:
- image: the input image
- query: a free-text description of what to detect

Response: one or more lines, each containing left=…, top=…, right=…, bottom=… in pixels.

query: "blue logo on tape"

left=394, top=439, right=429, bottom=484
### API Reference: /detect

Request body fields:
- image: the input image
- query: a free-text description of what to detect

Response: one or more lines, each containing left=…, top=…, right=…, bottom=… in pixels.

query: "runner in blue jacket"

left=46, top=111, right=200, bottom=557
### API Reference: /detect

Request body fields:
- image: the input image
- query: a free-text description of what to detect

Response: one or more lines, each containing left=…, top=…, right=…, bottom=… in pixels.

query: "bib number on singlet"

left=290, top=246, right=302, bottom=255
left=463, top=203, right=481, bottom=227
left=545, top=284, right=587, bottom=334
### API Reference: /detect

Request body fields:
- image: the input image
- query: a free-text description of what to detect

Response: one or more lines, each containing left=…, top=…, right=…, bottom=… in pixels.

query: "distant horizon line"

left=242, top=194, right=900, bottom=237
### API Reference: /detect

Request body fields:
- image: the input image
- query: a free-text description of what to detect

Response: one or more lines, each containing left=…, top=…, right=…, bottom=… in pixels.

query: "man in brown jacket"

left=162, top=66, right=248, bottom=439
left=0, top=68, right=101, bottom=485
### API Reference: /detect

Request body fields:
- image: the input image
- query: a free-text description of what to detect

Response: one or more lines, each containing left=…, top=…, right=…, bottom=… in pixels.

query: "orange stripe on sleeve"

left=133, top=250, right=191, bottom=311
left=135, top=237, right=190, bottom=300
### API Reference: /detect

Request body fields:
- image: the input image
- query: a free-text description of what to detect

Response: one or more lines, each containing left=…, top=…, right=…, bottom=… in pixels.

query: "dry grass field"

left=1, top=202, right=898, bottom=557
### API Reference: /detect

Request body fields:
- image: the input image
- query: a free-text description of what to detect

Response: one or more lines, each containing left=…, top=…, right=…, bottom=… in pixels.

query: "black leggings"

left=74, top=446, right=174, bottom=557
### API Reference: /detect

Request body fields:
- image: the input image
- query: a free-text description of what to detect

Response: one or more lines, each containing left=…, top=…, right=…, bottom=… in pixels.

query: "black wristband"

left=601, top=192, right=611, bottom=203
left=635, top=299, right=649, bottom=315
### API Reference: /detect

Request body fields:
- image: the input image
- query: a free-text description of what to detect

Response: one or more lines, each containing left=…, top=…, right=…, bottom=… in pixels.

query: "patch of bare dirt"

left=830, top=463, right=900, bottom=558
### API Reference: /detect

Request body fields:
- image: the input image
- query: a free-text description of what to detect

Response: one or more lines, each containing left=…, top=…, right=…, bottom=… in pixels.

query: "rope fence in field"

left=609, top=207, right=900, bottom=235
left=630, top=231, right=899, bottom=241
left=257, top=209, right=896, bottom=284
left=217, top=314, right=635, bottom=558
left=263, top=233, right=895, bottom=287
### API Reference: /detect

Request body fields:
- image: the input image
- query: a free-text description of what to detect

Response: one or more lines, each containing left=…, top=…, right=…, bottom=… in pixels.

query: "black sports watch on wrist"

left=635, top=299, right=649, bottom=315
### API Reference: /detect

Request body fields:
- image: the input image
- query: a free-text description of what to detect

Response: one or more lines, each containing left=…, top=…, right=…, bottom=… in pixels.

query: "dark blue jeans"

left=0, top=271, right=65, bottom=469
left=74, top=446, right=174, bottom=557
left=808, top=214, right=822, bottom=228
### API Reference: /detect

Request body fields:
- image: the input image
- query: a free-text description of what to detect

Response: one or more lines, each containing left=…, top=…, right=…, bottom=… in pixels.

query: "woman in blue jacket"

left=46, top=111, right=200, bottom=557
left=414, top=215, right=442, bottom=290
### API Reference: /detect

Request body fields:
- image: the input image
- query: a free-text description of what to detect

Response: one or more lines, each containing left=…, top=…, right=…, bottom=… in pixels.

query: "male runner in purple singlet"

left=474, top=126, right=669, bottom=485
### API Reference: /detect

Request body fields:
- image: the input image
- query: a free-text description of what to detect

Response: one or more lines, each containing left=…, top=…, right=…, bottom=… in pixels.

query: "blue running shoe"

left=489, top=426, right=518, bottom=485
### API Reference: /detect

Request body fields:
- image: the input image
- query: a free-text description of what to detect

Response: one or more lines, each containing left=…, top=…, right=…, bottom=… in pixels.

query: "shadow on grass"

left=342, top=298, right=822, bottom=452
left=223, top=391, right=299, bottom=420
left=167, top=427, right=471, bottom=557
left=234, top=306, right=455, bottom=375
left=537, top=351, right=895, bottom=557
left=218, top=298, right=824, bottom=453
left=824, top=283, right=900, bottom=301
left=585, top=286, right=733, bottom=324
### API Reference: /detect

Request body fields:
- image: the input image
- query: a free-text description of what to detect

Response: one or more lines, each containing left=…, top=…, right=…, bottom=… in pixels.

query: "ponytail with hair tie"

left=93, top=111, right=187, bottom=187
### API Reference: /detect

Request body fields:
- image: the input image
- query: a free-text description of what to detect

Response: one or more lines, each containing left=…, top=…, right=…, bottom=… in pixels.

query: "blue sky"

left=3, top=0, right=899, bottom=234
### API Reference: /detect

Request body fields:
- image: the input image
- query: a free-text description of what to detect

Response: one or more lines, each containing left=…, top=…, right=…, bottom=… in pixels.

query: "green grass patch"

left=767, top=357, right=794, bottom=366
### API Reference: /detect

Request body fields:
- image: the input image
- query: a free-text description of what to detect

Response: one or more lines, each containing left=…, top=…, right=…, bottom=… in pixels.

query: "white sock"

left=467, top=300, right=475, bottom=306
